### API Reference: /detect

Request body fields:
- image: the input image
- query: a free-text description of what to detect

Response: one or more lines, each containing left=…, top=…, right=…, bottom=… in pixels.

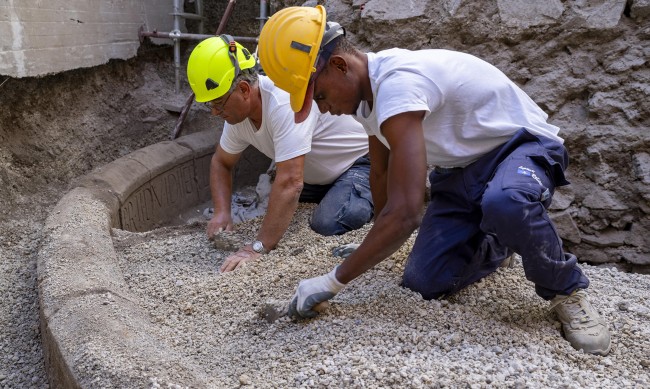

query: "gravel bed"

left=0, top=217, right=48, bottom=389
left=113, top=204, right=650, bottom=388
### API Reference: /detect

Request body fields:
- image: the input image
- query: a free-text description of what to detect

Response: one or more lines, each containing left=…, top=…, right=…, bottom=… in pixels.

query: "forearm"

left=368, top=135, right=389, bottom=218
left=336, top=113, right=427, bottom=284
left=369, top=169, right=387, bottom=217
left=335, top=206, right=419, bottom=284
left=210, top=158, right=233, bottom=217
left=256, top=178, right=303, bottom=250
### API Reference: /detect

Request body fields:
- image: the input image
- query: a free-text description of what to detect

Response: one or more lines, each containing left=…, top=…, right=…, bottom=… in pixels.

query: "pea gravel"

left=112, top=204, right=650, bottom=389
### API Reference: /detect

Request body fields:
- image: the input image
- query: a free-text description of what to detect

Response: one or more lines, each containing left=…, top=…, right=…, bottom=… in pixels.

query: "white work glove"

left=332, top=243, right=360, bottom=259
left=288, top=266, right=346, bottom=319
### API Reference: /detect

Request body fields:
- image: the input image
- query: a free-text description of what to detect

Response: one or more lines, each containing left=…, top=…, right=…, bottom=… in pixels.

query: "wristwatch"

left=252, top=240, right=268, bottom=254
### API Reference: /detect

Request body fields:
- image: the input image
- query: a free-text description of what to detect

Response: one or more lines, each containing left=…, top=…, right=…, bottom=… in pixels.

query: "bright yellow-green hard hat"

left=187, top=35, right=257, bottom=102
left=258, top=6, right=327, bottom=113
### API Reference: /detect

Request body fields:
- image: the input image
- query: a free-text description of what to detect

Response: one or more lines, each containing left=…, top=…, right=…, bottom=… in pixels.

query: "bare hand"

left=219, top=246, right=262, bottom=273
left=207, top=215, right=234, bottom=239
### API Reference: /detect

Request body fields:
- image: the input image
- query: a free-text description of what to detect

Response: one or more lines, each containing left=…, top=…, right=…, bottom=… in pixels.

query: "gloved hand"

left=332, top=243, right=360, bottom=259
left=288, top=266, right=346, bottom=319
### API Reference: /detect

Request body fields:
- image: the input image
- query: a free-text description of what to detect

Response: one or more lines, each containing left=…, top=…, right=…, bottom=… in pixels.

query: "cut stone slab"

left=631, top=0, right=650, bottom=19
left=572, top=0, right=627, bottom=29
left=582, top=230, right=629, bottom=247
left=497, top=0, right=564, bottom=28
left=361, top=0, right=428, bottom=20
left=550, top=210, right=582, bottom=244
left=582, top=190, right=629, bottom=210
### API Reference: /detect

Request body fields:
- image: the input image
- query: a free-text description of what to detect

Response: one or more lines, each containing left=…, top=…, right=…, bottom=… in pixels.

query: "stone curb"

left=38, top=130, right=219, bottom=388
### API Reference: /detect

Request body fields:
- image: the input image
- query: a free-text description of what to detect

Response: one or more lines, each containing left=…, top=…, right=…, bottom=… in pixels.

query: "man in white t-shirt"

left=187, top=36, right=373, bottom=272
left=258, top=6, right=611, bottom=356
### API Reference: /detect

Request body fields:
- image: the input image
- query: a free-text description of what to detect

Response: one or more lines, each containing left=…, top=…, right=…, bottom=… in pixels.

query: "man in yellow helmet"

left=258, top=6, right=611, bottom=356
left=187, top=35, right=373, bottom=272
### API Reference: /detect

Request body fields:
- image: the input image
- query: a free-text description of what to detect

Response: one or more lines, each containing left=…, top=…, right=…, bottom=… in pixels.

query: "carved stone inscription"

left=195, top=153, right=213, bottom=203
left=120, top=161, right=198, bottom=232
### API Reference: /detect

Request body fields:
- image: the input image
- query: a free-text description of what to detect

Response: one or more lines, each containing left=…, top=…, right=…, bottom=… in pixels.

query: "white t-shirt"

left=219, top=76, right=369, bottom=185
left=354, top=48, right=563, bottom=168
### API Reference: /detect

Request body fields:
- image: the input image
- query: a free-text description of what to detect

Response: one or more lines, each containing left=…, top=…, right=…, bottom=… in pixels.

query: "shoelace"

left=561, top=294, right=592, bottom=324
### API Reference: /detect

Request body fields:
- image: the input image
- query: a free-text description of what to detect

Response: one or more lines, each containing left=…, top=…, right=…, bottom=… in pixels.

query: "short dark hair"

left=333, top=35, right=358, bottom=55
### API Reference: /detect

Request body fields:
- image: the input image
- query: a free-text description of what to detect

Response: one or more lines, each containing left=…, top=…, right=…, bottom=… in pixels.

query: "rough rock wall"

left=278, top=0, right=650, bottom=271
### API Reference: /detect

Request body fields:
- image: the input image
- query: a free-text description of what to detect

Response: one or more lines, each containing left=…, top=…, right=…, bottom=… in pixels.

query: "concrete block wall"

left=0, top=0, right=181, bottom=78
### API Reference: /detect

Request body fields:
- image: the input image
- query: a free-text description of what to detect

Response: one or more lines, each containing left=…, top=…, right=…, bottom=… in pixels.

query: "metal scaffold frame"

left=138, top=0, right=270, bottom=139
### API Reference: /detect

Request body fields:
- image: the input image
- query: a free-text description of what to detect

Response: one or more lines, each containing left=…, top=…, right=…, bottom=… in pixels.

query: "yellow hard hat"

left=187, top=35, right=257, bottom=102
left=259, top=5, right=344, bottom=118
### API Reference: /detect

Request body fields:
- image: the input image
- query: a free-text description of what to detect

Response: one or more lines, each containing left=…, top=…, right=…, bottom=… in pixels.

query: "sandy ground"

left=111, top=204, right=650, bottom=388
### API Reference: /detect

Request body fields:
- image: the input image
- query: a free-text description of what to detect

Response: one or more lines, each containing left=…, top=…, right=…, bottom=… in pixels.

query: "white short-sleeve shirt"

left=354, top=48, right=563, bottom=168
left=219, top=76, right=369, bottom=185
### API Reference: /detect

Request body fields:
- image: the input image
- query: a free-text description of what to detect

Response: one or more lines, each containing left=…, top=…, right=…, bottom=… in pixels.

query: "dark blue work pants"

left=402, top=129, right=589, bottom=301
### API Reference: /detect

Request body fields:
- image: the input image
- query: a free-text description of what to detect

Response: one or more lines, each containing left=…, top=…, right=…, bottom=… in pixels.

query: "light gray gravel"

left=0, top=216, right=48, bottom=389
left=112, top=204, right=650, bottom=388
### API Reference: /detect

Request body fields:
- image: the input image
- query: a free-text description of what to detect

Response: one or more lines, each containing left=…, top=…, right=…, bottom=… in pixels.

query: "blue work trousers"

left=300, top=155, right=374, bottom=236
left=402, top=129, right=589, bottom=301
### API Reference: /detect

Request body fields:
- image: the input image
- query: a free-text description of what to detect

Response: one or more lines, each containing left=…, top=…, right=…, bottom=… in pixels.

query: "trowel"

left=260, top=301, right=330, bottom=323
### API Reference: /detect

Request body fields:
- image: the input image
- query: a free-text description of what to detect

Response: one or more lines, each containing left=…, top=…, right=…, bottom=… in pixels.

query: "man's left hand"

left=219, top=246, right=262, bottom=273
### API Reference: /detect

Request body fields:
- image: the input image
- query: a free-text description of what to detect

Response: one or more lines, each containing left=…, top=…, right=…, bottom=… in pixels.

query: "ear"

left=329, top=55, right=348, bottom=74
left=238, top=80, right=251, bottom=98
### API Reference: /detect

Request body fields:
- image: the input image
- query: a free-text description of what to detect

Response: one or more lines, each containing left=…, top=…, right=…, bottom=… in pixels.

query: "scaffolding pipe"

left=168, top=0, right=242, bottom=140
left=196, top=0, right=204, bottom=34
left=217, top=0, right=237, bottom=36
left=139, top=30, right=258, bottom=43
left=258, top=0, right=269, bottom=31
left=172, top=0, right=182, bottom=94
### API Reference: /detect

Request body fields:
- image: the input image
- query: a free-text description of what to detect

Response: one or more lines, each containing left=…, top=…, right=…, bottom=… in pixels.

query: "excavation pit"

left=38, top=130, right=650, bottom=388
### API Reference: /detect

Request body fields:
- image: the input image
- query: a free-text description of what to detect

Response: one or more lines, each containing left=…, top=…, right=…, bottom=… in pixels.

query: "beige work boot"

left=500, top=252, right=521, bottom=268
left=550, top=289, right=611, bottom=356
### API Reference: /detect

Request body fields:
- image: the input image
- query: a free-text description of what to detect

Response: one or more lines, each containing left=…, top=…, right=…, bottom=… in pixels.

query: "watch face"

left=253, top=241, right=264, bottom=253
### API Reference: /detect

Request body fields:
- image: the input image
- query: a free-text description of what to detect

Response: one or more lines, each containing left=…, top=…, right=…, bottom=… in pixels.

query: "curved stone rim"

left=37, top=130, right=219, bottom=388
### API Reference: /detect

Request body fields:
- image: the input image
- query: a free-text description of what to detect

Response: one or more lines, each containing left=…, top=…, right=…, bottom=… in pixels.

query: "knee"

left=401, top=273, right=449, bottom=300
left=310, top=194, right=373, bottom=236
left=310, top=205, right=372, bottom=236
left=402, top=255, right=454, bottom=300
left=309, top=216, right=341, bottom=236
left=481, top=187, right=538, bottom=228
left=340, top=204, right=373, bottom=230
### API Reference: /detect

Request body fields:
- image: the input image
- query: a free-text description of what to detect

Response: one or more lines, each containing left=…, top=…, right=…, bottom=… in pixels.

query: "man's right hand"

left=219, top=245, right=261, bottom=273
left=207, top=215, right=234, bottom=239
left=288, top=267, right=346, bottom=319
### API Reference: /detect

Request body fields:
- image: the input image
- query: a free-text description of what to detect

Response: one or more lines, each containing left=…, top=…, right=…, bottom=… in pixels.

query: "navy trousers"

left=402, top=129, right=589, bottom=301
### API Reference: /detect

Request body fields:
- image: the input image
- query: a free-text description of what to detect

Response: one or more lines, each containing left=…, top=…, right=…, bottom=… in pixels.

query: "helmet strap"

left=219, top=34, right=242, bottom=81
